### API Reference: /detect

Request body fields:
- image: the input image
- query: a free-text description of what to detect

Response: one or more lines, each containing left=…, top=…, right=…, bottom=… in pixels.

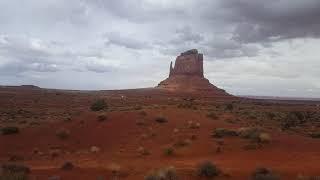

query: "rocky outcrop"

left=157, top=49, right=231, bottom=96
left=169, top=49, right=203, bottom=77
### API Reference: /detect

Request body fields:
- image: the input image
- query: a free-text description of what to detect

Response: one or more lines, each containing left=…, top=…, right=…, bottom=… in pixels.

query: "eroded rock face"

left=157, top=49, right=230, bottom=96
left=169, top=49, right=203, bottom=77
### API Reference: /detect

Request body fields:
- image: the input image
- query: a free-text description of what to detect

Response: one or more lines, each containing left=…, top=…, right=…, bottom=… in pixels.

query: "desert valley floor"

left=1, top=86, right=320, bottom=179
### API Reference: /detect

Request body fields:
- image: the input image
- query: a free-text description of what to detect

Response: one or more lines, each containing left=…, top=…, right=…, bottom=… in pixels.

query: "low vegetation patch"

left=258, top=133, right=272, bottom=143
left=211, top=128, right=238, bottom=138
left=1, top=126, right=19, bottom=135
left=155, top=116, right=168, bottom=123
left=197, top=161, right=220, bottom=178
left=238, top=127, right=271, bottom=143
left=61, top=161, right=74, bottom=171
left=187, top=121, right=200, bottom=129
left=225, top=103, right=234, bottom=111
left=0, top=163, right=30, bottom=180
left=55, top=128, right=70, bottom=140
left=90, top=99, right=107, bottom=111
left=97, top=114, right=108, bottom=122
left=207, top=112, right=219, bottom=120
left=139, top=111, right=147, bottom=116
left=137, top=147, right=150, bottom=156
left=163, top=147, right=175, bottom=156
left=134, top=106, right=143, bottom=110
left=281, top=111, right=306, bottom=130
left=251, top=167, right=279, bottom=180
left=309, top=132, right=320, bottom=138
left=145, top=166, right=178, bottom=180
left=174, top=139, right=192, bottom=147
left=237, top=127, right=261, bottom=140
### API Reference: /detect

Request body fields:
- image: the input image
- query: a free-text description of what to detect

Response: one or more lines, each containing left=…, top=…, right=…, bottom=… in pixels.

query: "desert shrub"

left=139, top=111, right=147, bottom=116
left=137, top=147, right=150, bottom=156
left=211, top=128, right=238, bottom=138
left=55, top=128, right=70, bottom=140
left=174, top=139, right=192, bottom=147
left=207, top=112, right=218, bottom=120
left=90, top=99, right=107, bottom=111
left=243, top=143, right=260, bottom=150
left=97, top=114, right=108, bottom=122
left=145, top=166, right=178, bottom=180
left=61, top=161, right=74, bottom=171
left=187, top=121, right=200, bottom=129
left=237, top=127, right=261, bottom=140
left=281, top=111, right=306, bottom=130
left=225, top=103, right=234, bottom=111
left=197, top=161, right=220, bottom=178
left=0, top=163, right=30, bottom=180
left=178, top=102, right=193, bottom=109
left=134, top=106, right=143, bottom=110
left=1, top=126, right=19, bottom=135
left=251, top=167, right=279, bottom=180
left=266, top=112, right=276, bottom=120
left=155, top=116, right=168, bottom=123
left=258, top=133, right=272, bottom=143
left=164, top=147, right=175, bottom=156
left=309, top=132, right=320, bottom=138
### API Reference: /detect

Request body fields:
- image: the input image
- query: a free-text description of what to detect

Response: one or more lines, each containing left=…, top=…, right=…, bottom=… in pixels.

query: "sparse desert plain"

left=1, top=50, right=320, bottom=180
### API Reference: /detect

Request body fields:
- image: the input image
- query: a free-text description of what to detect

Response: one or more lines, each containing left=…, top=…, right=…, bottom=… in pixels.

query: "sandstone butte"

left=157, top=49, right=231, bottom=97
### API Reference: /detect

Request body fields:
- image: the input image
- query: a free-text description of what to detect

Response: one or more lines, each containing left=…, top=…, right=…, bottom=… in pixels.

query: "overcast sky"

left=0, top=0, right=320, bottom=97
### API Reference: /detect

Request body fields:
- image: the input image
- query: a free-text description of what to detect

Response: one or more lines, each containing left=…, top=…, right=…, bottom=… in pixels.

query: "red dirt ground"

left=0, top=86, right=320, bottom=179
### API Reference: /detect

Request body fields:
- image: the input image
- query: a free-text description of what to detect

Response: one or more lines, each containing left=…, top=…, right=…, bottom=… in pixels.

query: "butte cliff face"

left=157, top=49, right=230, bottom=96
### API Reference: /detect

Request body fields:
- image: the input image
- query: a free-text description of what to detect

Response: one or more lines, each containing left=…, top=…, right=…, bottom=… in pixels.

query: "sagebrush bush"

left=0, top=163, right=30, bottom=180
left=164, top=147, right=175, bottom=156
left=90, top=99, right=107, bottom=111
left=97, top=114, right=108, bottom=122
left=55, top=128, right=70, bottom=140
left=211, top=128, right=238, bottom=138
left=139, top=111, right=147, bottom=116
left=145, top=166, right=178, bottom=180
left=207, top=112, right=218, bottom=120
left=61, top=161, right=74, bottom=171
left=155, top=116, right=168, bottom=123
left=251, top=167, right=279, bottom=180
left=281, top=111, right=306, bottom=130
left=1, top=126, right=19, bottom=135
left=225, top=103, right=234, bottom=111
left=197, top=161, right=220, bottom=178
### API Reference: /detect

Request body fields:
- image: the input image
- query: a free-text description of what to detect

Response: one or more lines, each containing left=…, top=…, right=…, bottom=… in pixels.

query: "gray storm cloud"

left=0, top=0, right=320, bottom=97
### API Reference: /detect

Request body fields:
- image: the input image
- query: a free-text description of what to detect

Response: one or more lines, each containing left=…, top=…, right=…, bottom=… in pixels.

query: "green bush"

left=90, top=99, right=107, bottom=111
left=1, top=127, right=19, bottom=135
left=197, top=161, right=220, bottom=178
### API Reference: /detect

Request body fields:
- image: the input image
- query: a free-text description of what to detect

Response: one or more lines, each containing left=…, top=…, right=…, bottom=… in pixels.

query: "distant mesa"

left=0, top=85, right=41, bottom=90
left=19, top=85, right=41, bottom=89
left=157, top=49, right=231, bottom=96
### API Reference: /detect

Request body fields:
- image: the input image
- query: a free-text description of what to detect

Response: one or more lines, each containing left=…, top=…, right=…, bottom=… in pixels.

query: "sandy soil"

left=0, top=86, right=320, bottom=179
